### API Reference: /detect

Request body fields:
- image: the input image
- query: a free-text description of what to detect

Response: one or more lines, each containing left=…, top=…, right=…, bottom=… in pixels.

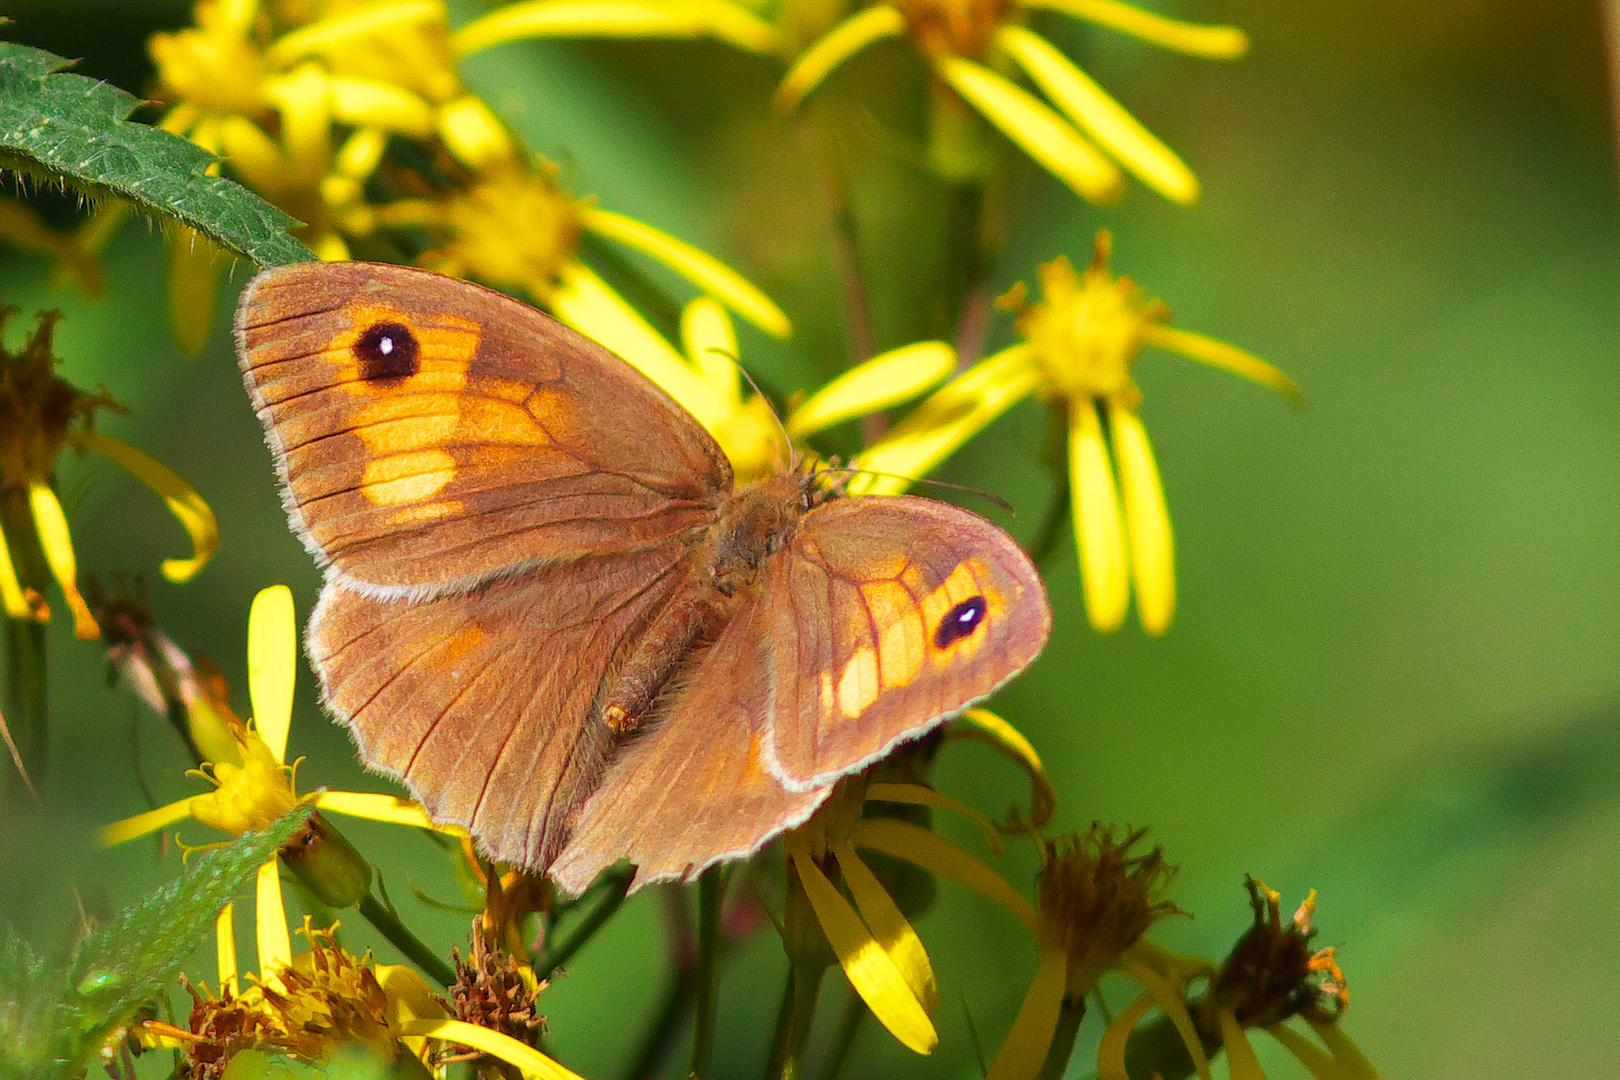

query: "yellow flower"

left=0, top=310, right=217, bottom=638
left=780, top=0, right=1249, bottom=203
left=856, top=232, right=1301, bottom=634
left=452, top=0, right=780, bottom=58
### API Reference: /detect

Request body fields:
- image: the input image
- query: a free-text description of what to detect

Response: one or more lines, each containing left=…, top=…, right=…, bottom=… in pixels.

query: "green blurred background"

left=1, top=0, right=1616, bottom=1077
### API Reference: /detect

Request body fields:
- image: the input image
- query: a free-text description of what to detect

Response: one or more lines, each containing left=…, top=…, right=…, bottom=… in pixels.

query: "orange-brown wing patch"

left=236, top=261, right=729, bottom=592
left=309, top=541, right=699, bottom=871
left=766, top=496, right=1051, bottom=790
left=551, top=596, right=830, bottom=895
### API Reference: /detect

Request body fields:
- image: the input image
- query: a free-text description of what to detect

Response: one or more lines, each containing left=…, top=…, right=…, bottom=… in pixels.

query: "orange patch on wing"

left=328, top=303, right=480, bottom=399
left=920, top=559, right=1002, bottom=660
left=836, top=645, right=881, bottom=718
left=362, top=448, right=458, bottom=505
left=862, top=580, right=928, bottom=690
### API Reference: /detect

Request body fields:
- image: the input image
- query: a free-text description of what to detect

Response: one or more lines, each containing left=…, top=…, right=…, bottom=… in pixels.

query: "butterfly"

left=235, top=261, right=1051, bottom=895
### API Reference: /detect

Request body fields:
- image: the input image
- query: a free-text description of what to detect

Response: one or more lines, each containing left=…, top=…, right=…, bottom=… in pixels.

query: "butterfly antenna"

left=714, top=348, right=797, bottom=472
left=824, top=464, right=1017, bottom=517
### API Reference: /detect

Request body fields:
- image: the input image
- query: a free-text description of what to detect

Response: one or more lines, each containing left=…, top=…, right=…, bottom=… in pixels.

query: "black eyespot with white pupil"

left=935, top=596, right=988, bottom=649
left=355, top=321, right=419, bottom=384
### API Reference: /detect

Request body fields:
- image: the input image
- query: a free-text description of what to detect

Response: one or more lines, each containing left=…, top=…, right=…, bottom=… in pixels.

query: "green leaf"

left=0, top=806, right=313, bottom=1080
left=0, top=39, right=313, bottom=268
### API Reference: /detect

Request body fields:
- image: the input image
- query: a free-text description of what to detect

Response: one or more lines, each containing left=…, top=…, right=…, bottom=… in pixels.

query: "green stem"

left=356, top=892, right=456, bottom=987
left=622, top=964, right=692, bottom=1080
left=1036, top=997, right=1087, bottom=1080
left=689, top=867, right=723, bottom=1079
left=814, top=990, right=864, bottom=1080
left=542, top=870, right=630, bottom=978
left=764, top=961, right=825, bottom=1080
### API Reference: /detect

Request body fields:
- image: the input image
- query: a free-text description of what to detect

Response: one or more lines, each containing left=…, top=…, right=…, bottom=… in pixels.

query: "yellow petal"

left=851, top=818, right=1039, bottom=934
left=1144, top=324, right=1305, bottom=405
left=163, top=227, right=229, bottom=355
left=0, top=525, right=35, bottom=620
left=400, top=1018, right=588, bottom=1079
left=436, top=94, right=519, bottom=172
left=215, top=116, right=287, bottom=191
left=1117, top=955, right=1213, bottom=1080
left=264, top=66, right=334, bottom=180
left=550, top=262, right=725, bottom=426
left=247, top=585, right=296, bottom=764
left=934, top=56, right=1124, bottom=204
left=1022, top=0, right=1248, bottom=59
left=787, top=341, right=955, bottom=439
left=1096, top=990, right=1157, bottom=1080
left=580, top=205, right=790, bottom=338
left=851, top=345, right=1042, bottom=496
left=256, top=859, right=293, bottom=982
left=325, top=76, right=436, bottom=137
left=1068, top=400, right=1129, bottom=632
left=680, top=296, right=742, bottom=403
left=945, top=708, right=1055, bottom=832
left=1267, top=1023, right=1340, bottom=1076
left=315, top=790, right=466, bottom=835
left=1218, top=1007, right=1267, bottom=1080
left=1308, top=1018, right=1385, bottom=1079
left=1107, top=405, right=1174, bottom=635
left=778, top=4, right=905, bottom=111
left=834, top=842, right=939, bottom=1014
left=984, top=943, right=1067, bottom=1080
left=216, top=902, right=239, bottom=995
left=864, top=781, right=999, bottom=853
left=77, top=431, right=219, bottom=583
left=790, top=846, right=939, bottom=1054
left=454, top=0, right=778, bottom=56
left=27, top=483, right=97, bottom=638
left=995, top=26, right=1198, bottom=205
left=99, top=798, right=195, bottom=846
left=266, top=0, right=443, bottom=67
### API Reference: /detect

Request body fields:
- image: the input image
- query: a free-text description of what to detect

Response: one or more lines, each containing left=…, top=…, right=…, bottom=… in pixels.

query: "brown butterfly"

left=235, top=261, right=1051, bottom=895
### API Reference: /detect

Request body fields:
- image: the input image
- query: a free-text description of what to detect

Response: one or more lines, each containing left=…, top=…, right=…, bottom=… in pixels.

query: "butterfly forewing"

left=763, top=496, right=1052, bottom=791
left=236, top=262, right=730, bottom=593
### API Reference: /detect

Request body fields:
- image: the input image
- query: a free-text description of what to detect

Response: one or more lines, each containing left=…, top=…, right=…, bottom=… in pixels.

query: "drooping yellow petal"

left=778, top=4, right=905, bottom=110
left=1308, top=1018, right=1385, bottom=1079
left=315, top=790, right=466, bottom=835
left=256, top=859, right=293, bottom=983
left=1144, top=324, right=1305, bottom=405
left=247, top=585, right=296, bottom=764
left=834, top=842, right=939, bottom=1014
left=1107, top=405, right=1174, bottom=635
left=995, top=26, right=1198, bottom=205
left=266, top=0, right=442, bottom=67
left=580, top=205, right=790, bottom=338
left=550, top=262, right=724, bottom=426
left=0, top=525, right=34, bottom=620
left=324, top=75, right=436, bottom=137
left=1023, top=0, right=1248, bottom=58
left=1096, top=990, right=1157, bottom=1080
left=787, top=341, right=955, bottom=439
left=1068, top=400, right=1129, bottom=633
left=934, top=56, right=1124, bottom=204
left=27, top=482, right=97, bottom=638
left=851, top=344, right=1043, bottom=496
left=1218, top=1007, right=1267, bottom=1080
left=790, top=846, right=939, bottom=1054
left=263, top=64, right=333, bottom=181
left=436, top=94, right=519, bottom=172
left=864, top=781, right=999, bottom=852
left=945, top=708, right=1055, bottom=832
left=216, top=902, right=239, bottom=995
left=852, top=818, right=1039, bottom=934
left=985, top=943, right=1067, bottom=1080
left=379, top=964, right=453, bottom=1061
left=77, top=431, right=219, bottom=583
left=454, top=0, right=778, bottom=56
left=99, top=798, right=195, bottom=846
left=164, top=226, right=228, bottom=355
left=1267, top=1023, right=1340, bottom=1076
left=400, top=1018, right=588, bottom=1079
left=1117, top=955, right=1213, bottom=1080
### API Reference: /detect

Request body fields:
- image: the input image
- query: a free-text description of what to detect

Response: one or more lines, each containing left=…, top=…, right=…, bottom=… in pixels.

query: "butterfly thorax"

left=597, top=469, right=812, bottom=738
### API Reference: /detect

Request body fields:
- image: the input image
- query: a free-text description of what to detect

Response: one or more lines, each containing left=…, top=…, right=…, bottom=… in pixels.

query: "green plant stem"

left=356, top=892, right=456, bottom=987
left=689, top=867, right=723, bottom=1079
left=623, top=963, right=693, bottom=1080
left=1028, top=400, right=1074, bottom=566
left=542, top=871, right=630, bottom=978
left=814, top=990, right=865, bottom=1080
left=1036, top=997, right=1087, bottom=1080
left=764, top=961, right=826, bottom=1080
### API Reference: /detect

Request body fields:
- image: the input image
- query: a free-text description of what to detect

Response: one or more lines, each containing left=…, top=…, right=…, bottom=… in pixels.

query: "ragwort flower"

left=780, top=0, right=1249, bottom=203
left=856, top=231, right=1301, bottom=634
left=0, top=309, right=216, bottom=638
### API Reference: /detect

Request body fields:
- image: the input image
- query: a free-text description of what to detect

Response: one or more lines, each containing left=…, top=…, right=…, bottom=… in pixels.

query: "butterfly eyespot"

left=354, top=321, right=420, bottom=384
left=934, top=595, right=988, bottom=648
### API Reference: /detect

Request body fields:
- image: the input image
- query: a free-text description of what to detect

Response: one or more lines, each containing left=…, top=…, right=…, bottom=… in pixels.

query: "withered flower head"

left=448, top=921, right=548, bottom=1056
left=1202, top=875, right=1349, bottom=1030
